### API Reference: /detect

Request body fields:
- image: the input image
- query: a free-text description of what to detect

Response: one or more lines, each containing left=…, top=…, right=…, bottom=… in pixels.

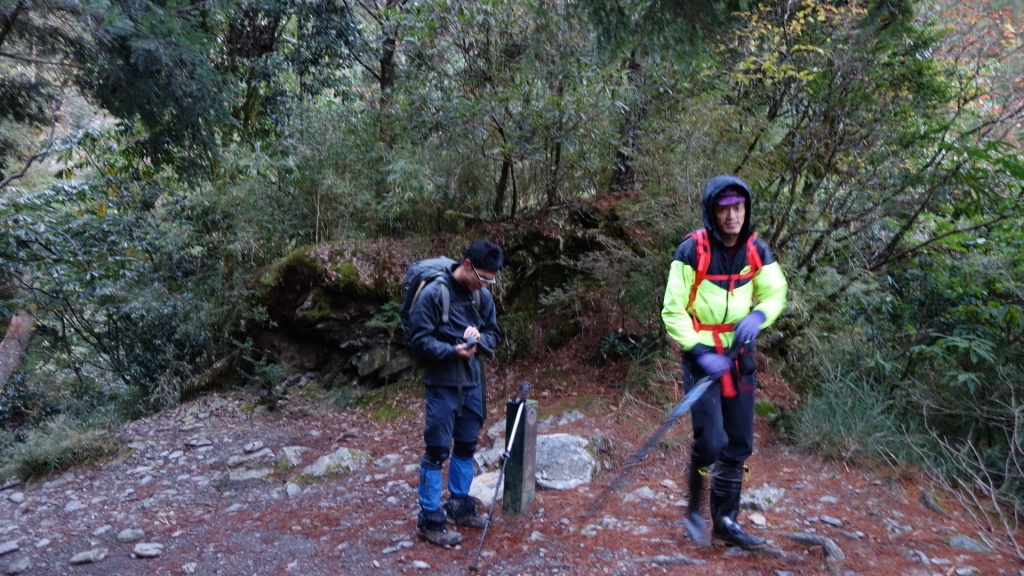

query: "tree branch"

left=0, top=96, right=60, bottom=190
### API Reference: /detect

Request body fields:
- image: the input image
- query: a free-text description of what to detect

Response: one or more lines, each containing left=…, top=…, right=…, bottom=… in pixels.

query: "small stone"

left=182, top=561, right=197, bottom=573
left=0, top=542, right=17, bottom=556
left=64, top=500, right=87, bottom=512
left=623, top=487, right=657, bottom=503
left=286, top=483, right=302, bottom=498
left=224, top=503, right=244, bottom=513
left=403, top=464, right=419, bottom=475
left=133, top=543, right=164, bottom=558
left=7, top=493, right=23, bottom=504
left=954, top=568, right=979, bottom=576
left=382, top=545, right=400, bottom=554
left=412, top=560, right=430, bottom=569
left=528, top=531, right=544, bottom=542
left=243, top=441, right=264, bottom=453
left=69, top=547, right=108, bottom=564
left=35, top=538, right=50, bottom=548
left=6, top=557, right=30, bottom=574
left=748, top=512, right=767, bottom=526
left=660, top=479, right=679, bottom=490
left=820, top=515, right=843, bottom=527
left=93, top=525, right=113, bottom=537
left=948, top=535, right=990, bottom=553
left=117, top=528, right=145, bottom=543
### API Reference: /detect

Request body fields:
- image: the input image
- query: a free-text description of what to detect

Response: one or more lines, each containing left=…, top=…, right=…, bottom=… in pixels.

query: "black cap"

left=464, top=239, right=504, bottom=272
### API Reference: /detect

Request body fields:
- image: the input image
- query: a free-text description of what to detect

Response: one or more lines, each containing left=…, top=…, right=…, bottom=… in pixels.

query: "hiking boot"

left=417, top=509, right=462, bottom=547
left=710, top=463, right=766, bottom=550
left=444, top=496, right=487, bottom=528
left=682, top=459, right=711, bottom=547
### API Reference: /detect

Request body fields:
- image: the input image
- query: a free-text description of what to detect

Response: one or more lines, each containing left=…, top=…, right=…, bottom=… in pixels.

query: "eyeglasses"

left=471, top=264, right=497, bottom=285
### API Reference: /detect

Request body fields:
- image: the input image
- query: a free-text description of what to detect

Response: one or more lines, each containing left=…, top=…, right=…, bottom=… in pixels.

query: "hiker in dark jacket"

left=409, top=239, right=503, bottom=547
left=662, top=175, right=787, bottom=549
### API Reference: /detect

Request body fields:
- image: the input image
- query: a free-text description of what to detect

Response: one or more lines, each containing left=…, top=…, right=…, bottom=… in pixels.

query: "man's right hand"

left=696, top=352, right=731, bottom=379
left=455, top=342, right=477, bottom=359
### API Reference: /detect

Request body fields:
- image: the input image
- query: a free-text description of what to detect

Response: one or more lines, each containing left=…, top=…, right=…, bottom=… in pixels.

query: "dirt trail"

left=0, top=357, right=1017, bottom=576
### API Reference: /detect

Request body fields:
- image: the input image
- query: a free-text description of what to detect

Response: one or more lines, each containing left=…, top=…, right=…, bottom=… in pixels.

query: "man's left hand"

left=463, top=326, right=480, bottom=341
left=734, top=310, right=765, bottom=345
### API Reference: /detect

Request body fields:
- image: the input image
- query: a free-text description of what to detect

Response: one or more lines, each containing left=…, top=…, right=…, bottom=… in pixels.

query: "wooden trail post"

left=502, top=398, right=537, bottom=515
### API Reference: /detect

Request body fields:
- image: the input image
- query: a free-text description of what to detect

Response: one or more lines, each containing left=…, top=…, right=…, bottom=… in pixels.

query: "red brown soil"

left=2, top=340, right=1020, bottom=575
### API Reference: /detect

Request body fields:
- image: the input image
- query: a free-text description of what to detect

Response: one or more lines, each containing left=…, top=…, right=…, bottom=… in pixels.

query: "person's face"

left=714, top=202, right=745, bottom=238
left=466, top=261, right=497, bottom=291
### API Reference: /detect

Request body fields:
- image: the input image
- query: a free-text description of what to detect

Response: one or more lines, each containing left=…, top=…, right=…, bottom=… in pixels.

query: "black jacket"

left=408, top=267, right=501, bottom=388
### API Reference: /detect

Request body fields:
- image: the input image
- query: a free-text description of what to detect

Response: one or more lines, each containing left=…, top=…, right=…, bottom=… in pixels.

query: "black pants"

left=683, top=357, right=755, bottom=470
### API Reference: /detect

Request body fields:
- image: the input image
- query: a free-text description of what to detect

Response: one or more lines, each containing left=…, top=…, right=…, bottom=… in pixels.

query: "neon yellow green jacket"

left=662, top=176, right=788, bottom=355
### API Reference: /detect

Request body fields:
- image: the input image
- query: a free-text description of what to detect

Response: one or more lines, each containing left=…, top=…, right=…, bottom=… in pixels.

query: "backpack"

left=685, top=228, right=763, bottom=313
left=399, top=257, right=482, bottom=351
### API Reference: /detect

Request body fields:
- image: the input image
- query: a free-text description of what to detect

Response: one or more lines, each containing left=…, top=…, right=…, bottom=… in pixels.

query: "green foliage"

left=0, top=414, right=123, bottom=480
left=793, top=371, right=913, bottom=466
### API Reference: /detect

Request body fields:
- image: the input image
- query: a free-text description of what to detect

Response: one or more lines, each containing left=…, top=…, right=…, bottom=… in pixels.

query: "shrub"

left=0, top=415, right=123, bottom=480
left=792, top=371, right=914, bottom=466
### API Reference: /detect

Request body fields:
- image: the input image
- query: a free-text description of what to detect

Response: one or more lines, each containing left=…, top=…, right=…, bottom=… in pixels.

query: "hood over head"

left=702, top=175, right=754, bottom=244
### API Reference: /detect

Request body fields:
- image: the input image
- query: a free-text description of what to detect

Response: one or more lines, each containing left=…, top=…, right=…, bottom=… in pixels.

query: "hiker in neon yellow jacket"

left=662, top=175, right=787, bottom=549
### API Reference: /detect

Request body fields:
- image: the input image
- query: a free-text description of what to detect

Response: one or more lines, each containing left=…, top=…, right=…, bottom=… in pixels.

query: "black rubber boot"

left=416, top=508, right=462, bottom=546
left=710, top=463, right=766, bottom=549
left=444, top=496, right=487, bottom=528
left=682, top=460, right=711, bottom=547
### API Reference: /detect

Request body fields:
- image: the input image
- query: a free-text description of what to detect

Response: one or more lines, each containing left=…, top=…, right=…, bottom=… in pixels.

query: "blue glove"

left=734, top=310, right=765, bottom=346
left=696, top=352, right=731, bottom=379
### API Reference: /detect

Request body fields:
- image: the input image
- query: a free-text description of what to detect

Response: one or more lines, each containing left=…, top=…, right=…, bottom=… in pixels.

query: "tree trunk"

left=379, top=35, right=396, bottom=150
left=0, top=309, right=33, bottom=393
left=494, top=154, right=511, bottom=217
left=609, top=52, right=644, bottom=193
left=547, top=140, right=561, bottom=206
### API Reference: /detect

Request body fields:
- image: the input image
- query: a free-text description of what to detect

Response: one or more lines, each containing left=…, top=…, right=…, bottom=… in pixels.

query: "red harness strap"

left=684, top=229, right=762, bottom=398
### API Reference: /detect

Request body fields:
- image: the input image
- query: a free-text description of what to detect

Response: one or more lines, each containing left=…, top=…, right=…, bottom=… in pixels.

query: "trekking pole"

left=583, top=344, right=742, bottom=518
left=470, top=382, right=530, bottom=572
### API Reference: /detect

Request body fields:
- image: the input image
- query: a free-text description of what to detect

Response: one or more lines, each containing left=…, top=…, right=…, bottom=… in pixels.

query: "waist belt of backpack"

left=691, top=317, right=739, bottom=398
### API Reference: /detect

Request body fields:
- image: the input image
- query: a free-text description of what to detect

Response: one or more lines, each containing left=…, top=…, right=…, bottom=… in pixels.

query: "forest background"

left=2, top=0, right=1024, bottom=559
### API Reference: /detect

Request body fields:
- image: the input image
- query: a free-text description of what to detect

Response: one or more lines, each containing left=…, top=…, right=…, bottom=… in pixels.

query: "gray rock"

left=117, top=528, right=145, bottom=543
left=184, top=438, right=212, bottom=448
left=243, top=441, right=264, bottom=453
left=34, top=538, right=50, bottom=548
left=403, top=464, right=419, bottom=475
left=558, top=410, right=586, bottom=426
left=412, top=560, right=430, bottom=569
left=6, top=557, right=29, bottom=574
left=168, top=450, right=184, bottom=460
left=69, top=547, right=108, bottom=564
left=742, top=485, right=786, bottom=512
left=286, top=483, right=302, bottom=498
left=64, top=500, right=86, bottom=512
left=903, top=549, right=929, bottom=564
left=93, top=525, right=113, bottom=537
left=299, top=447, right=371, bottom=479
left=373, top=453, right=403, bottom=469
left=535, top=434, right=594, bottom=490
left=473, top=444, right=504, bottom=470
left=7, top=493, right=23, bottom=504
left=278, top=446, right=311, bottom=468
left=819, top=495, right=838, bottom=504
left=0, top=542, right=17, bottom=556
left=947, top=535, right=990, bottom=553
left=133, top=542, right=164, bottom=558
left=225, top=468, right=272, bottom=489
left=382, top=349, right=413, bottom=379
left=486, top=420, right=506, bottom=442
left=786, top=533, right=845, bottom=561
left=954, top=568, right=979, bottom=576
left=623, top=487, right=657, bottom=503
left=354, top=346, right=389, bottom=377
left=820, top=515, right=843, bottom=527
left=227, top=447, right=274, bottom=468
left=469, top=471, right=502, bottom=504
